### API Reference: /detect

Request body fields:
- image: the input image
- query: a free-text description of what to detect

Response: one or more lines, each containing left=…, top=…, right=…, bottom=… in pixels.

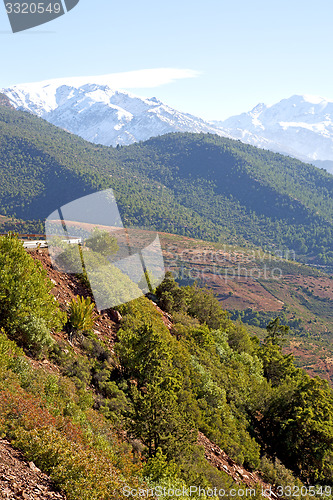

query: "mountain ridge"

left=2, top=79, right=231, bottom=146
left=0, top=102, right=332, bottom=265
left=2, top=77, right=333, bottom=172
left=216, top=94, right=333, bottom=171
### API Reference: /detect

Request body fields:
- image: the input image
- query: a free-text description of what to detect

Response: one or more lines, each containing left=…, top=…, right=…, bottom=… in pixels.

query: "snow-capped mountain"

left=1, top=77, right=230, bottom=146
left=2, top=78, right=333, bottom=173
left=214, top=95, right=333, bottom=172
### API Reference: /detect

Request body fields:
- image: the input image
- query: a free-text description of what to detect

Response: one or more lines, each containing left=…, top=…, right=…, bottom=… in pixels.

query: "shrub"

left=68, top=296, right=97, bottom=335
left=85, top=228, right=119, bottom=257
left=18, top=315, right=54, bottom=357
left=0, top=329, right=24, bottom=371
left=0, top=234, right=65, bottom=350
left=260, top=456, right=305, bottom=492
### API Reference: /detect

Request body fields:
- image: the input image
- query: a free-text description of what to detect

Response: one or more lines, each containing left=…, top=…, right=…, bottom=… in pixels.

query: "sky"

left=1, top=0, right=333, bottom=120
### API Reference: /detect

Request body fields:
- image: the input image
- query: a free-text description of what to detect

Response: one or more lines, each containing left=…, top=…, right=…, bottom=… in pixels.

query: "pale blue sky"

left=1, top=0, right=332, bottom=119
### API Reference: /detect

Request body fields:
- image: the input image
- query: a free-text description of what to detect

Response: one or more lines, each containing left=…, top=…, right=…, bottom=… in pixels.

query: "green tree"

left=0, top=234, right=65, bottom=349
left=259, top=342, right=296, bottom=386
left=155, top=272, right=188, bottom=313
left=85, top=228, right=119, bottom=257
left=128, top=379, right=196, bottom=459
left=265, top=317, right=289, bottom=346
left=117, top=322, right=197, bottom=460
left=260, top=374, right=333, bottom=483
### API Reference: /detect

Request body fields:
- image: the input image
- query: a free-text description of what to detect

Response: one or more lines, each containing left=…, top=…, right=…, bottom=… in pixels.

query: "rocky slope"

left=25, top=247, right=275, bottom=498
left=0, top=439, right=66, bottom=500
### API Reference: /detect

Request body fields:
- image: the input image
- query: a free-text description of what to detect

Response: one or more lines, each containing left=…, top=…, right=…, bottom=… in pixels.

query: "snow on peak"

left=292, top=94, right=330, bottom=105
left=217, top=94, right=333, bottom=169
left=2, top=77, right=333, bottom=173
left=1, top=77, right=230, bottom=147
left=250, top=102, right=267, bottom=115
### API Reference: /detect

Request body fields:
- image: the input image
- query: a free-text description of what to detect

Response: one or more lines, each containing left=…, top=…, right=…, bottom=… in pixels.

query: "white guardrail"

left=23, top=238, right=82, bottom=249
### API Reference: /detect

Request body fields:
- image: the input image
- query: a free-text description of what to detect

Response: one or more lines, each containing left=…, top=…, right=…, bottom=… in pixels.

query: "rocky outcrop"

left=0, top=94, right=14, bottom=108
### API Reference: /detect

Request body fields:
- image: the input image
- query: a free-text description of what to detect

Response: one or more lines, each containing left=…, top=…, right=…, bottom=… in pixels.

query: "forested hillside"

left=1, top=235, right=333, bottom=499
left=117, top=134, right=333, bottom=264
left=0, top=104, right=333, bottom=264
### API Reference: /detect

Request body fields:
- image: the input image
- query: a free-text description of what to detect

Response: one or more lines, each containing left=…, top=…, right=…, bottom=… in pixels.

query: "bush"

left=19, top=315, right=54, bottom=357
left=85, top=228, right=119, bottom=257
left=260, top=456, right=305, bottom=492
left=0, top=234, right=65, bottom=350
left=68, top=296, right=97, bottom=335
left=13, top=427, right=130, bottom=500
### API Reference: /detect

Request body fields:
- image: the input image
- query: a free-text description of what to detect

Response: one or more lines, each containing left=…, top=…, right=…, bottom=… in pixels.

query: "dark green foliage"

left=259, top=343, right=297, bottom=386
left=253, top=318, right=333, bottom=484
left=186, top=286, right=230, bottom=330
left=155, top=272, right=189, bottom=313
left=116, top=316, right=198, bottom=462
left=259, top=456, right=305, bottom=492
left=116, top=133, right=333, bottom=264
left=156, top=272, right=229, bottom=329
left=19, top=315, right=54, bottom=357
left=227, top=321, right=256, bottom=354
left=116, top=287, right=262, bottom=471
left=85, top=228, right=119, bottom=257
left=230, top=308, right=304, bottom=334
left=153, top=275, right=333, bottom=484
left=0, top=218, right=44, bottom=234
left=265, top=317, right=290, bottom=346
left=1, top=240, right=333, bottom=490
left=257, top=372, right=333, bottom=483
left=63, top=356, right=92, bottom=390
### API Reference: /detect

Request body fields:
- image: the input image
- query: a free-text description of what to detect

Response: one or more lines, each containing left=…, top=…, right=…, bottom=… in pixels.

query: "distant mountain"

left=214, top=95, right=333, bottom=173
left=3, top=79, right=333, bottom=173
left=0, top=102, right=332, bottom=264
left=1, top=76, right=230, bottom=146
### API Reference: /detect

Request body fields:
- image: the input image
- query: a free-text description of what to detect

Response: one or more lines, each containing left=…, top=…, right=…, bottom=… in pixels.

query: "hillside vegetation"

left=156, top=231, right=333, bottom=375
left=1, top=235, right=333, bottom=498
left=0, top=105, right=333, bottom=265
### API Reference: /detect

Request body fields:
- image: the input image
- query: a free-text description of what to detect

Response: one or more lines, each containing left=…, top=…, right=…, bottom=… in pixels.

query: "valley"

left=5, top=214, right=333, bottom=385
left=159, top=232, right=333, bottom=383
left=2, top=2, right=333, bottom=497
left=0, top=97, right=332, bottom=385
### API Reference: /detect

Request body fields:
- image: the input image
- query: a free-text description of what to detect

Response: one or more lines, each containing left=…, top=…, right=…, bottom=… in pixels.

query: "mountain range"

left=1, top=77, right=230, bottom=146
left=215, top=94, right=333, bottom=172
left=2, top=77, right=333, bottom=173
left=2, top=78, right=333, bottom=499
